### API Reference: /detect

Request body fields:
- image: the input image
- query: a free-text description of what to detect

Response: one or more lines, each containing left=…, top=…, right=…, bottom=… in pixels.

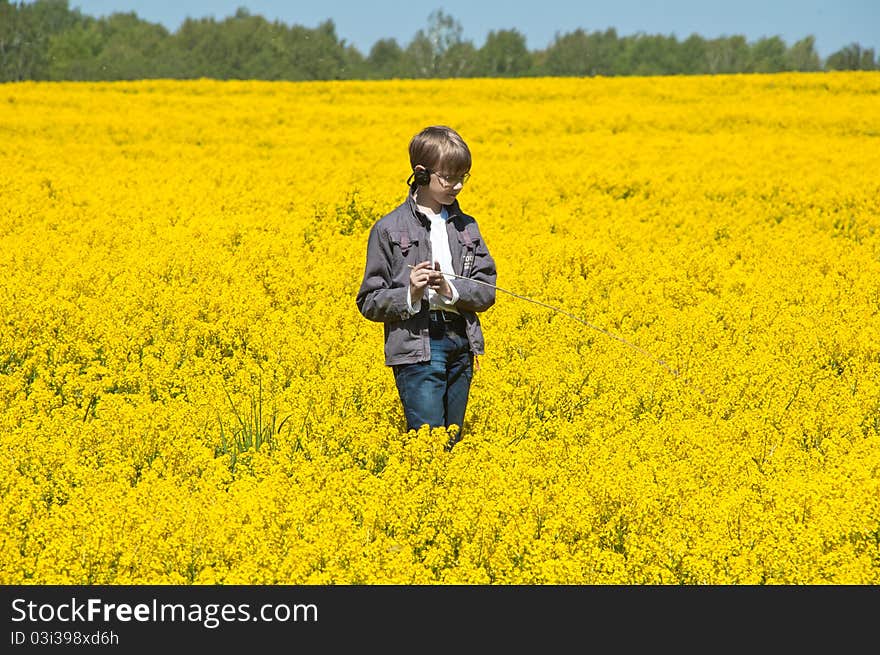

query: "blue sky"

left=60, top=0, right=879, bottom=58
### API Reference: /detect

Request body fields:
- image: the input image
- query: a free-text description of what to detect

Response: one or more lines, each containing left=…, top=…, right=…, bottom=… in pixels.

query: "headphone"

left=407, top=166, right=432, bottom=187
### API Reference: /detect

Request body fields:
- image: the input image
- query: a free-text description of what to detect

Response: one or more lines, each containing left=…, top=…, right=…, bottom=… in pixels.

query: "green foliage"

left=542, top=28, right=622, bottom=77
left=366, top=38, right=405, bottom=78
left=785, top=36, right=822, bottom=72
left=1, top=0, right=88, bottom=81
left=215, top=376, right=290, bottom=474
left=705, top=35, right=751, bottom=74
left=1, top=2, right=876, bottom=81
left=826, top=43, right=878, bottom=71
left=678, top=34, right=709, bottom=74
left=478, top=29, right=532, bottom=77
left=748, top=36, right=789, bottom=73
left=618, top=33, right=683, bottom=76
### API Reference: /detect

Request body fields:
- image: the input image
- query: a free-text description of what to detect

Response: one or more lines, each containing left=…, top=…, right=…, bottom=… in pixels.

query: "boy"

left=356, top=125, right=497, bottom=448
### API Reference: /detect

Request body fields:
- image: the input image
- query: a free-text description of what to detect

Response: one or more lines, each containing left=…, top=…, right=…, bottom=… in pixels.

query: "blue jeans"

left=393, top=315, right=473, bottom=444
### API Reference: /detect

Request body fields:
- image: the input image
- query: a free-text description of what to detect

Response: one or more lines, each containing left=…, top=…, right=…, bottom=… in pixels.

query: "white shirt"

left=406, top=203, right=460, bottom=313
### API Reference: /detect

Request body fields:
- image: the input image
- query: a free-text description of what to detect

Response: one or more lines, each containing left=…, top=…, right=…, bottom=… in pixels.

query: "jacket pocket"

left=390, top=231, right=418, bottom=259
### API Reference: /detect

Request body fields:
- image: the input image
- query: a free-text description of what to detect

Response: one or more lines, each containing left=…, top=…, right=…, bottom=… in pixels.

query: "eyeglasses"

left=432, top=170, right=471, bottom=187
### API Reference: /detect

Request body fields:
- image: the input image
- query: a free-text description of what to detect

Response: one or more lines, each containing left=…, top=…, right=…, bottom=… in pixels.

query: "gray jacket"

left=356, top=192, right=497, bottom=366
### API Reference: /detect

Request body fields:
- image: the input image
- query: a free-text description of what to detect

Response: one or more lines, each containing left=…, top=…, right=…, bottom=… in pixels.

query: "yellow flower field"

left=1, top=72, right=879, bottom=584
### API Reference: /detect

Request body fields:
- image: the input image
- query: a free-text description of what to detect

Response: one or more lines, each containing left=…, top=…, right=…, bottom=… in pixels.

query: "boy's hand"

left=409, top=261, right=434, bottom=304
left=429, top=261, right=453, bottom=299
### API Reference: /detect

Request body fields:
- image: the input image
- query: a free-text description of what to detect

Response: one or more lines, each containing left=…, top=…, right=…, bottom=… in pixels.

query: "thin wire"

left=412, top=264, right=703, bottom=393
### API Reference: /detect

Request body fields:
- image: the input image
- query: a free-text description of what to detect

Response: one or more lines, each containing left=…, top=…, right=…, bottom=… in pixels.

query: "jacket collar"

left=405, top=189, right=462, bottom=228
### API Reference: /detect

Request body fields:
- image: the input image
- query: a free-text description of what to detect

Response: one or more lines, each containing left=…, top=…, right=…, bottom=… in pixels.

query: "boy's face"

left=414, top=164, right=469, bottom=206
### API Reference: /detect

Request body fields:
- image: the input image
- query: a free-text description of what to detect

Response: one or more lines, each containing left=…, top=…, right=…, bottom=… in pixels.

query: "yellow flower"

left=1, top=72, right=878, bottom=584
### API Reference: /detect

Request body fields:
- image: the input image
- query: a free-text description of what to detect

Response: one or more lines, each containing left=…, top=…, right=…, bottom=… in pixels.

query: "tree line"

left=2, top=0, right=878, bottom=82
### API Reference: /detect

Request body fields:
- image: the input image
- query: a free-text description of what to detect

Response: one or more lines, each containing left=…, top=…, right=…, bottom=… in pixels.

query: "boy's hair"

left=409, top=125, right=471, bottom=175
